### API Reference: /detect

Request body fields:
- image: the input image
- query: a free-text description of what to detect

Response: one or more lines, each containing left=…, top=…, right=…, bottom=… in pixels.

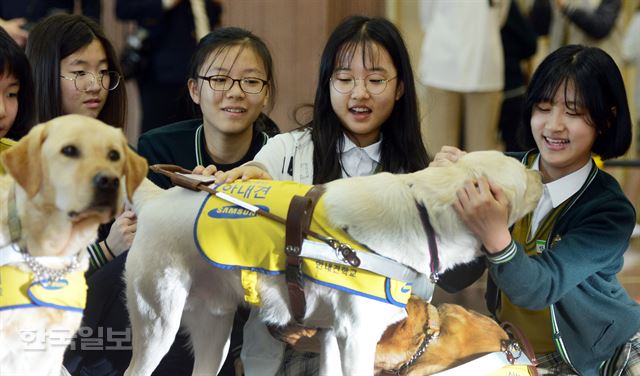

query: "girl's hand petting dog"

left=431, top=146, right=513, bottom=253
left=214, top=165, right=273, bottom=184
left=454, top=176, right=512, bottom=254
left=430, top=145, right=466, bottom=167
left=191, top=164, right=273, bottom=184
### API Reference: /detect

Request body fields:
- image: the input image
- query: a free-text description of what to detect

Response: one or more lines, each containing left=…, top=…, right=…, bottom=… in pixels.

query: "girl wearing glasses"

left=64, top=27, right=279, bottom=376
left=208, top=15, right=430, bottom=375
left=26, top=14, right=126, bottom=128
left=138, top=26, right=278, bottom=189
left=26, top=14, right=131, bottom=270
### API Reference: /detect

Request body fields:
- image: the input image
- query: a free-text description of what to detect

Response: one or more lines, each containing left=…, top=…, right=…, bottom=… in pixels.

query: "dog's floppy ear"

left=122, top=138, right=148, bottom=201
left=0, top=123, right=49, bottom=197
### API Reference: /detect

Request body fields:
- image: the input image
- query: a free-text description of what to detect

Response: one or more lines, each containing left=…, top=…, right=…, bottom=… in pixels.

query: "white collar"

left=340, top=133, right=382, bottom=163
left=532, top=156, right=593, bottom=208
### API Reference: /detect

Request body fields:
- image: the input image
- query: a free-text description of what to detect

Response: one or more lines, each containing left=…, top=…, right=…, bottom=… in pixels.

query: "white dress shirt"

left=339, top=134, right=381, bottom=178
left=530, top=156, right=593, bottom=237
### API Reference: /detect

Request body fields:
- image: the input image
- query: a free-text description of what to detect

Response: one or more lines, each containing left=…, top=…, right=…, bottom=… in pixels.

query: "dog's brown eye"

left=108, top=150, right=121, bottom=161
left=61, top=145, right=79, bottom=157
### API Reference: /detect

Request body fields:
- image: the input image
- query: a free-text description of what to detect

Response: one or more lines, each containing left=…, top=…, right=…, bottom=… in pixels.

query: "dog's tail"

left=126, top=177, right=163, bottom=213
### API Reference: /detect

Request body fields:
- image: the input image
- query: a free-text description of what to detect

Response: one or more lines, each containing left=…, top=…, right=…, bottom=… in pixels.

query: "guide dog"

left=0, top=115, right=147, bottom=375
left=125, top=150, right=542, bottom=375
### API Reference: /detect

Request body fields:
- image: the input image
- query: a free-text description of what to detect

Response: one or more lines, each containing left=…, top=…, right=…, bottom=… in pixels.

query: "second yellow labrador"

left=0, top=114, right=147, bottom=375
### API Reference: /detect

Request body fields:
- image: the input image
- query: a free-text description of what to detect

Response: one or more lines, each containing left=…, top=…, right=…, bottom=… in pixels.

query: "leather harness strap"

left=500, top=321, right=539, bottom=376
left=284, top=186, right=325, bottom=324
left=416, top=203, right=440, bottom=283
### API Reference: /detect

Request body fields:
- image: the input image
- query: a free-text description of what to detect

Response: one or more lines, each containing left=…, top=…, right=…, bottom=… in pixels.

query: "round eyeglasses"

left=198, top=75, right=268, bottom=94
left=330, top=73, right=397, bottom=95
left=60, top=71, right=121, bottom=92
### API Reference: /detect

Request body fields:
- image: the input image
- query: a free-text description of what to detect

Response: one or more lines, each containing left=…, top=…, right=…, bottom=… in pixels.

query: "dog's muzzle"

left=91, top=173, right=120, bottom=214
left=68, top=173, right=120, bottom=219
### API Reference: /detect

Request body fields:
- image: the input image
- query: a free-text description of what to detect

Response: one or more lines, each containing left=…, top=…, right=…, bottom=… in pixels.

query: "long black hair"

left=311, top=16, right=429, bottom=184
left=0, top=28, right=34, bottom=140
left=26, top=14, right=127, bottom=129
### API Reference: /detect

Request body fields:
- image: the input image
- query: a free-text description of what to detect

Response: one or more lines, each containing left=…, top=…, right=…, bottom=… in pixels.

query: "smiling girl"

left=64, top=27, right=279, bottom=376
left=138, top=26, right=278, bottom=189
left=209, top=15, right=430, bottom=376
left=434, top=45, right=639, bottom=376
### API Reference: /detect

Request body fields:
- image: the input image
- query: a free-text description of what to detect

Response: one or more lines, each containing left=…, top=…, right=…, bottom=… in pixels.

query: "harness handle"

left=149, top=164, right=211, bottom=191
left=500, top=321, right=539, bottom=376
left=285, top=194, right=314, bottom=323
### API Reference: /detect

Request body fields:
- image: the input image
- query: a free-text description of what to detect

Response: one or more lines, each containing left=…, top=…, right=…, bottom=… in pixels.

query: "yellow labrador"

left=375, top=298, right=510, bottom=375
left=125, top=150, right=542, bottom=376
left=0, top=114, right=147, bottom=375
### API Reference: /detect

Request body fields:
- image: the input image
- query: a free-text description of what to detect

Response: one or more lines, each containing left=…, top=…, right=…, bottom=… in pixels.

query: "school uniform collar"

left=341, top=134, right=382, bottom=162
left=195, top=123, right=268, bottom=169
left=532, top=156, right=593, bottom=208
left=339, top=134, right=382, bottom=178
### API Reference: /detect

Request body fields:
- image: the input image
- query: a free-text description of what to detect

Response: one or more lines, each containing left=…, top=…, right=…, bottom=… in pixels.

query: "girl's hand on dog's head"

left=214, top=166, right=273, bottom=184
left=453, top=176, right=512, bottom=253
left=430, top=146, right=466, bottom=167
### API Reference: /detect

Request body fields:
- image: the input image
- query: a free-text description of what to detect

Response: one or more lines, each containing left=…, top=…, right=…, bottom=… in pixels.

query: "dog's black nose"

left=93, top=173, right=119, bottom=192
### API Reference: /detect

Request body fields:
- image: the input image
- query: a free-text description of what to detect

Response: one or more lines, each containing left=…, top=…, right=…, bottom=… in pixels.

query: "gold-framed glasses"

left=330, top=73, right=397, bottom=95
left=198, top=75, right=268, bottom=94
left=60, top=71, right=121, bottom=92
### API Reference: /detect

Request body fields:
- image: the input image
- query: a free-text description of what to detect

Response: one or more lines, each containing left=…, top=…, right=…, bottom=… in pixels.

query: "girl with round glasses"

left=26, top=14, right=126, bottom=127
left=207, top=15, right=431, bottom=375
left=26, top=14, right=130, bottom=268
left=25, top=16, right=135, bottom=361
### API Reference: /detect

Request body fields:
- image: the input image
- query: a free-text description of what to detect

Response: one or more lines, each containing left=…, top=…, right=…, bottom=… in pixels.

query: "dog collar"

left=0, top=242, right=82, bottom=281
left=416, top=203, right=440, bottom=283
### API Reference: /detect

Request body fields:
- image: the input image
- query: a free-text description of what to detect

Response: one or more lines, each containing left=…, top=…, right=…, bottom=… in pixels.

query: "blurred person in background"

left=418, top=0, right=509, bottom=152
left=0, top=0, right=100, bottom=48
left=499, top=0, right=538, bottom=152
left=116, top=0, right=222, bottom=134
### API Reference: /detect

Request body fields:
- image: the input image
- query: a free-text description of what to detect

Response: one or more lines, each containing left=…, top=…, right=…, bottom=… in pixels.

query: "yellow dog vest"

left=195, top=180, right=412, bottom=307
left=0, top=265, right=87, bottom=312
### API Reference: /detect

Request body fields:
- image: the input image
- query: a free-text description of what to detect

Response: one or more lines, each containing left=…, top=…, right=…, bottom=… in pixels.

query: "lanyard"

left=194, top=124, right=204, bottom=166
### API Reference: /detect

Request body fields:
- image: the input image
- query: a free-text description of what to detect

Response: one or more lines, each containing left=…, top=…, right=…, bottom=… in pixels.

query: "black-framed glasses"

left=330, top=73, right=397, bottom=95
left=198, top=75, right=268, bottom=94
left=60, top=71, right=121, bottom=92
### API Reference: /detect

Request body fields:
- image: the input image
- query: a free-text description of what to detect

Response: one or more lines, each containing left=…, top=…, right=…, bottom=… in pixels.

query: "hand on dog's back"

left=430, top=145, right=466, bottom=167
left=191, top=163, right=273, bottom=184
